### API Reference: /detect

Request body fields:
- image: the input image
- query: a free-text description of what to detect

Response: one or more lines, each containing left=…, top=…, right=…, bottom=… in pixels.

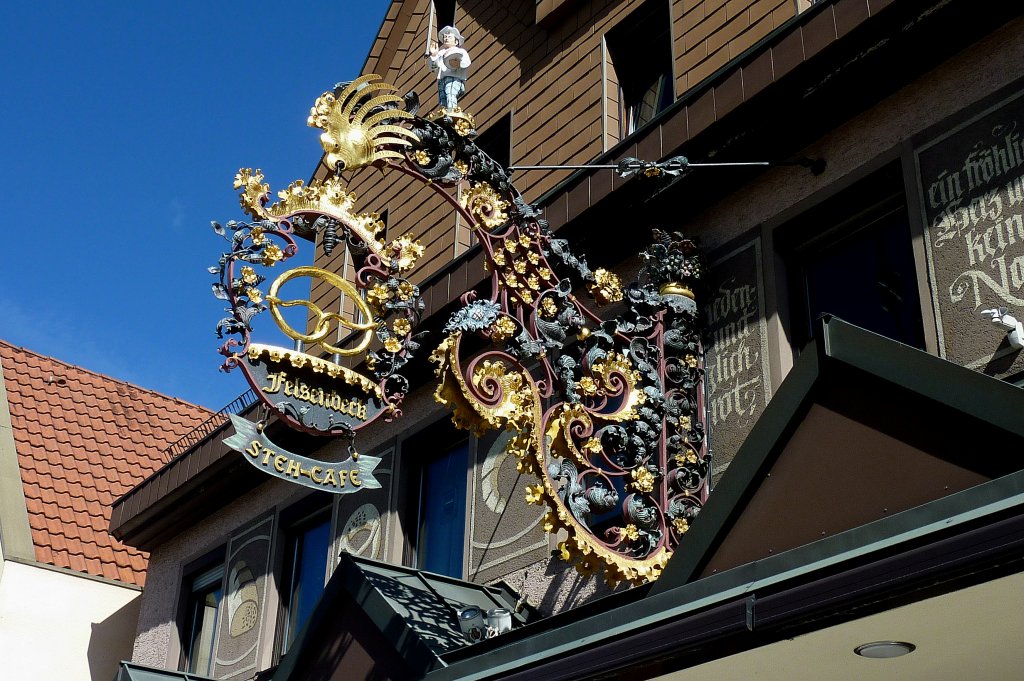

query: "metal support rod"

left=508, top=161, right=772, bottom=171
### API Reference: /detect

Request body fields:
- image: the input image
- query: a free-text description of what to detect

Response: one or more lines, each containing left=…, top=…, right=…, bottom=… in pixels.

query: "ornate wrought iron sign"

left=213, top=74, right=710, bottom=578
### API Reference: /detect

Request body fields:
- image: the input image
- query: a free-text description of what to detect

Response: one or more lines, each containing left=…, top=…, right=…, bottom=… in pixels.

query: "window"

left=404, top=422, right=469, bottom=577
left=280, top=503, right=332, bottom=655
left=183, top=565, right=223, bottom=675
left=433, top=0, right=456, bottom=28
left=474, top=113, right=513, bottom=170
left=606, top=0, right=674, bottom=136
left=783, top=164, right=925, bottom=350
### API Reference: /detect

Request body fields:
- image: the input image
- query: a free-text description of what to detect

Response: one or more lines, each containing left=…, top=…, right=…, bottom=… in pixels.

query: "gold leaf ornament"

left=392, top=318, right=411, bottom=336
left=588, top=268, right=624, bottom=305
left=261, top=244, right=284, bottom=266
left=461, top=183, right=510, bottom=229
left=235, top=168, right=271, bottom=220
left=386, top=237, right=425, bottom=273
left=490, top=315, right=518, bottom=342
left=630, top=467, right=655, bottom=493
left=308, top=74, right=419, bottom=171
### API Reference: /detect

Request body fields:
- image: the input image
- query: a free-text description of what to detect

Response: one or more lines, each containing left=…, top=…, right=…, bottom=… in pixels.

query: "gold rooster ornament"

left=308, top=74, right=419, bottom=171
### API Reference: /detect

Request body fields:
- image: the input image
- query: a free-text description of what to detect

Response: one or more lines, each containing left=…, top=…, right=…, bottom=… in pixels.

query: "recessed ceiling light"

left=854, top=641, right=916, bottom=658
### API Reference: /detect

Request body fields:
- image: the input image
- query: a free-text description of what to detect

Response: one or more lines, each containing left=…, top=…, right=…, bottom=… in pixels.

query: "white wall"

left=0, top=559, right=141, bottom=681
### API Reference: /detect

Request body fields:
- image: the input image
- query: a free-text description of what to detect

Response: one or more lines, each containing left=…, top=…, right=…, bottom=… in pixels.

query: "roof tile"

left=0, top=340, right=211, bottom=586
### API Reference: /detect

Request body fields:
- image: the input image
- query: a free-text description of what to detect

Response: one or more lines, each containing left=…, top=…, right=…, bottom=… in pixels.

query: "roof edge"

left=654, top=317, right=1024, bottom=592
left=0, top=339, right=215, bottom=413
left=428, top=468, right=1024, bottom=680
left=4, top=553, right=143, bottom=590
left=0, top=357, right=35, bottom=563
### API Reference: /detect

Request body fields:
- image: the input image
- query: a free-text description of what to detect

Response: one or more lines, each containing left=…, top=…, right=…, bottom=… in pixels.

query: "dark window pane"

left=607, top=0, right=673, bottom=135
left=418, top=441, right=468, bottom=576
left=475, top=114, right=512, bottom=170
left=434, top=0, right=456, bottom=28
left=283, top=515, right=331, bottom=653
left=802, top=208, right=924, bottom=348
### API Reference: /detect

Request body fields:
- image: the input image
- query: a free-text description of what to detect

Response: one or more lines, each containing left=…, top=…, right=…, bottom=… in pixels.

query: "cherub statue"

left=428, top=26, right=471, bottom=111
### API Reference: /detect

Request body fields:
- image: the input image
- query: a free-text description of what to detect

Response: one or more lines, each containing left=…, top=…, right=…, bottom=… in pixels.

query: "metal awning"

left=113, top=662, right=217, bottom=681
left=270, top=553, right=536, bottom=681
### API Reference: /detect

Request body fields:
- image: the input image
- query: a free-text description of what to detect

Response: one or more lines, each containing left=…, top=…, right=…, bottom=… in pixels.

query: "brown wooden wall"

left=675, top=0, right=796, bottom=92
left=310, top=0, right=805, bottom=325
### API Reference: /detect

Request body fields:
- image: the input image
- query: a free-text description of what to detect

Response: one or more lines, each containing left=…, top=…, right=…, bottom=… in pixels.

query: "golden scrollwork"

left=235, top=168, right=271, bottom=220
left=430, top=333, right=540, bottom=437
left=461, top=182, right=510, bottom=228
left=236, top=170, right=382, bottom=243
left=431, top=333, right=668, bottom=585
left=234, top=170, right=425, bottom=274
left=544, top=403, right=594, bottom=468
left=589, top=352, right=645, bottom=421
left=470, top=360, right=535, bottom=428
left=265, top=267, right=375, bottom=356
left=308, top=74, right=419, bottom=171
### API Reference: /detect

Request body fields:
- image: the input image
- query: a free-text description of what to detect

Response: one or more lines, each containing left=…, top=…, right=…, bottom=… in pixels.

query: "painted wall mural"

left=704, top=235, right=772, bottom=474
left=212, top=515, right=274, bottom=680
left=918, top=88, right=1024, bottom=377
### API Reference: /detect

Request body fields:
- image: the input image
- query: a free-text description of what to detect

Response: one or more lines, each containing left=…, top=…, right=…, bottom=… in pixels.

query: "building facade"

left=113, top=0, right=1024, bottom=678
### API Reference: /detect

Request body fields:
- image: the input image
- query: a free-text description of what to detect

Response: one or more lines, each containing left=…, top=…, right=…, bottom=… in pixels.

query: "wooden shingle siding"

left=677, top=0, right=794, bottom=92
left=311, top=0, right=809, bottom=306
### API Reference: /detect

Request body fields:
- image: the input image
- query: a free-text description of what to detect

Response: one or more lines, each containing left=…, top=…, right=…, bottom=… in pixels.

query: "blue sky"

left=0, top=2, right=391, bottom=409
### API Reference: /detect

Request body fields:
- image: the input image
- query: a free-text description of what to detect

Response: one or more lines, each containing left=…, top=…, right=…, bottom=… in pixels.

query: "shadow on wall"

left=88, top=594, right=142, bottom=681
left=459, top=0, right=628, bottom=88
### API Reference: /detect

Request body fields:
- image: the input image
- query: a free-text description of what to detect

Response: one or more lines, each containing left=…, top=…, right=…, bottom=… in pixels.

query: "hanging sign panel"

left=223, top=415, right=382, bottom=493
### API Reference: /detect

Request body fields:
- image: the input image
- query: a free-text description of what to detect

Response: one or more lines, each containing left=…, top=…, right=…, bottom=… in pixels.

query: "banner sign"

left=241, top=344, right=387, bottom=433
left=223, top=415, right=382, bottom=494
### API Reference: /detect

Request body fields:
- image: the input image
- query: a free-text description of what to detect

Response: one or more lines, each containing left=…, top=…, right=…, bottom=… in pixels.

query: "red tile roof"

left=0, top=340, right=212, bottom=586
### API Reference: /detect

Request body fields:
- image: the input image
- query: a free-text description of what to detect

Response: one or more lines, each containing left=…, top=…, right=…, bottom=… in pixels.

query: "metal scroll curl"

left=429, top=235, right=711, bottom=585
left=360, top=80, right=713, bottom=585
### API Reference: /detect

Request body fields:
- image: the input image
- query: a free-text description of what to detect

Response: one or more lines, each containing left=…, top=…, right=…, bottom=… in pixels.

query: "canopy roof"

left=275, top=317, right=1024, bottom=680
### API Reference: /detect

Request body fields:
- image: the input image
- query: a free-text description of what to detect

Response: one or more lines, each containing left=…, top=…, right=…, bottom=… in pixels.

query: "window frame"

left=605, top=0, right=675, bottom=138
left=776, top=162, right=928, bottom=353
left=396, top=419, right=472, bottom=578
left=274, top=493, right=333, bottom=659
left=177, top=548, right=225, bottom=675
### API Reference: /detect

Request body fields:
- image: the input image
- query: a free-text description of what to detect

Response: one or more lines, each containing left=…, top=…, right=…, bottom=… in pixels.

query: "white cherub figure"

left=428, top=26, right=471, bottom=110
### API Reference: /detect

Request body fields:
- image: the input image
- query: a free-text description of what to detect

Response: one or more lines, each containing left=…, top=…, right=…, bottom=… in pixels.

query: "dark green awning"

left=271, top=553, right=536, bottom=681
left=113, top=662, right=217, bottom=681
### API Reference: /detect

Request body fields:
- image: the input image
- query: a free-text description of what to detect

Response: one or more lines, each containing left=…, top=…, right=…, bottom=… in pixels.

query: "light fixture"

left=854, top=641, right=916, bottom=658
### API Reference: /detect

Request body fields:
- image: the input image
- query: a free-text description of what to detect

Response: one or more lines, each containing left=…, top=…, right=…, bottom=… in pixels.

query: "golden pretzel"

left=266, top=266, right=375, bottom=356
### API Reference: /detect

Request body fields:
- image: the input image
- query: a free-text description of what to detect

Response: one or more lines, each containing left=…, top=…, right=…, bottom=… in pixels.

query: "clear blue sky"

left=0, top=2, right=391, bottom=410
